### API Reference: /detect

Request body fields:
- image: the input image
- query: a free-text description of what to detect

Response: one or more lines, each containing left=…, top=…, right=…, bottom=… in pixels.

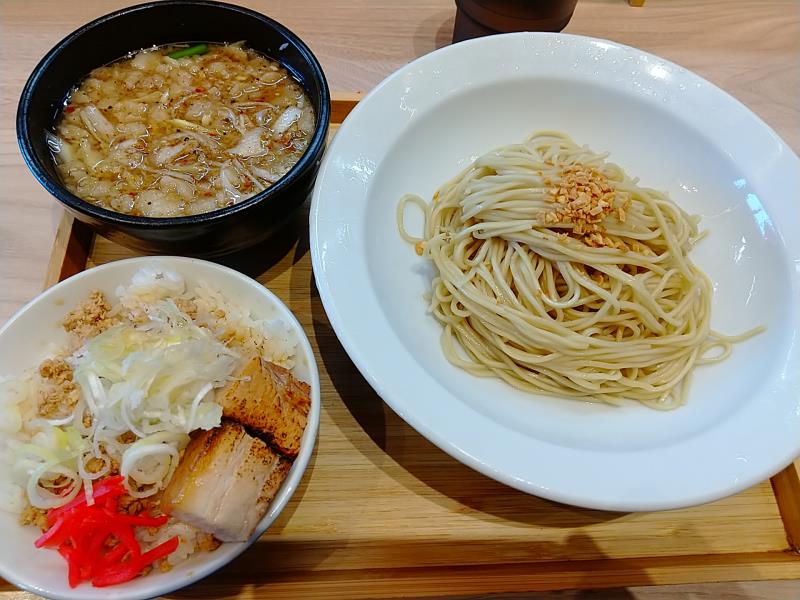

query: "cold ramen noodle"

left=0, top=268, right=311, bottom=587
left=49, top=43, right=315, bottom=217
left=398, top=131, right=763, bottom=409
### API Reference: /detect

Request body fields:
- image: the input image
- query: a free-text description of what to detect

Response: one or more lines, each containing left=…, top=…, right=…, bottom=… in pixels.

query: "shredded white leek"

left=12, top=425, right=87, bottom=508
left=0, top=266, right=295, bottom=513
left=121, top=432, right=189, bottom=498
left=65, top=298, right=237, bottom=496
left=27, top=462, right=81, bottom=509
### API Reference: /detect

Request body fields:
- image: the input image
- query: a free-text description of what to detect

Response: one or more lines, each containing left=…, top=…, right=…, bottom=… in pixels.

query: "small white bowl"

left=0, top=256, right=320, bottom=600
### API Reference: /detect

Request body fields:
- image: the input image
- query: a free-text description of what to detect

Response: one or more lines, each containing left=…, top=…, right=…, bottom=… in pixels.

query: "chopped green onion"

left=168, top=44, right=208, bottom=59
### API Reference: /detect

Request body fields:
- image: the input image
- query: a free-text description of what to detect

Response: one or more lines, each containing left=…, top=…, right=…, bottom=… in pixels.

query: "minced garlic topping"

left=541, top=164, right=631, bottom=249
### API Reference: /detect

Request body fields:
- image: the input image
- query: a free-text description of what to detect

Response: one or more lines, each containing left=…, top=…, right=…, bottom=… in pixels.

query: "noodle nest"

left=399, top=131, right=760, bottom=409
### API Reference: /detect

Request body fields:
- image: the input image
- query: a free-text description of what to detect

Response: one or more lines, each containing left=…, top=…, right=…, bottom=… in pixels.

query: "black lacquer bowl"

left=17, top=0, right=330, bottom=256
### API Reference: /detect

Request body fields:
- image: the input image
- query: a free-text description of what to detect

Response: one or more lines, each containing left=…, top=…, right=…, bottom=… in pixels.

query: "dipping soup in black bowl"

left=17, top=0, right=330, bottom=257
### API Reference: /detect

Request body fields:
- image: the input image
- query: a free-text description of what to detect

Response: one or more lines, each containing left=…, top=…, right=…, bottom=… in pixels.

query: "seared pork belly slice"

left=220, top=357, right=310, bottom=457
left=161, top=421, right=291, bottom=542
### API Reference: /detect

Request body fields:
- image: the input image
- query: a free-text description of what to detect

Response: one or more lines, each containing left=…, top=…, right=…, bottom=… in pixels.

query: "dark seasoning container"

left=453, top=0, right=579, bottom=42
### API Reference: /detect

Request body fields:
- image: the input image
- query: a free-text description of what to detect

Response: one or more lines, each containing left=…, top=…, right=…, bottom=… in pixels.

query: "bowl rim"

left=15, top=0, right=331, bottom=227
left=0, top=255, right=322, bottom=599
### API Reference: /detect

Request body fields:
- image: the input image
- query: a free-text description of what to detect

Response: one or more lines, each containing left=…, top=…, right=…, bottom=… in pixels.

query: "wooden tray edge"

left=43, top=211, right=91, bottom=289
left=772, top=462, right=800, bottom=552
left=171, top=551, right=800, bottom=599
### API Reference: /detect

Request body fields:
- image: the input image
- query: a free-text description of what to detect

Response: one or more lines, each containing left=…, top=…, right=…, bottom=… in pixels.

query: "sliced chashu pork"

left=219, top=357, right=310, bottom=457
left=161, top=421, right=291, bottom=542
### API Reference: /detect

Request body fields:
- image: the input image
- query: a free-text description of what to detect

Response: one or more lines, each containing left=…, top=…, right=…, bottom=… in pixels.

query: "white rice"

left=117, top=266, right=298, bottom=370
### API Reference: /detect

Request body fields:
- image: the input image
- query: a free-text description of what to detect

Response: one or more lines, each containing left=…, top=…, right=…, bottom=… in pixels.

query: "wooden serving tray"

left=9, top=93, right=800, bottom=598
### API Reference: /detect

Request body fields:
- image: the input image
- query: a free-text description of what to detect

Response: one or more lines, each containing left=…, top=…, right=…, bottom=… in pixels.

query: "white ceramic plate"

left=310, top=32, right=800, bottom=511
left=0, top=256, right=320, bottom=599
